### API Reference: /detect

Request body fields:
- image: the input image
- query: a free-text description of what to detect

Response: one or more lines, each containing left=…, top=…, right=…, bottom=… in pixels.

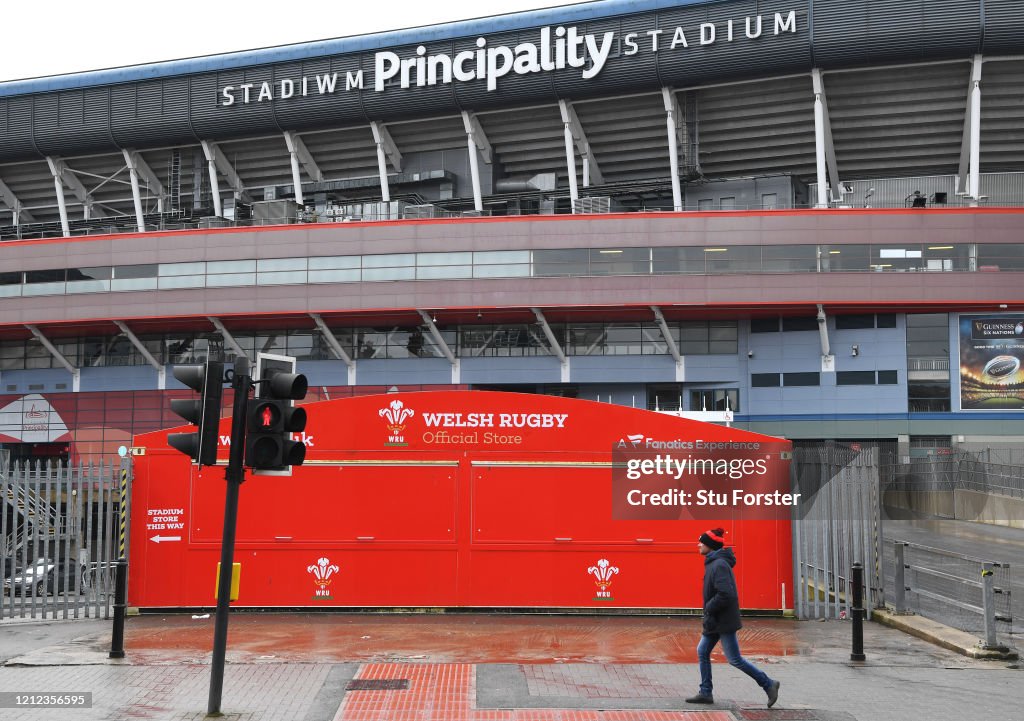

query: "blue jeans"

left=697, top=631, right=773, bottom=696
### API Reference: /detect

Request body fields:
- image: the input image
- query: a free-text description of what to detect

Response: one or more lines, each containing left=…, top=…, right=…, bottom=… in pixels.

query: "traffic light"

left=244, top=371, right=308, bottom=470
left=168, top=361, right=225, bottom=465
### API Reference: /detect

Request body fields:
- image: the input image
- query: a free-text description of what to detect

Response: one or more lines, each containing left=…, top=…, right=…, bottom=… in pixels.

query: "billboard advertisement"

left=958, top=314, right=1024, bottom=410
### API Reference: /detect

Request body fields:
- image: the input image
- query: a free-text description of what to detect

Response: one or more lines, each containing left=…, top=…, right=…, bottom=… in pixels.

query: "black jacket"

left=701, top=547, right=743, bottom=635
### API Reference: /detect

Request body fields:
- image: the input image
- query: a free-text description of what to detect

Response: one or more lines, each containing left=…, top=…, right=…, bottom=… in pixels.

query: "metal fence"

left=1, top=460, right=128, bottom=621
left=791, top=443, right=883, bottom=620
left=885, top=540, right=1013, bottom=649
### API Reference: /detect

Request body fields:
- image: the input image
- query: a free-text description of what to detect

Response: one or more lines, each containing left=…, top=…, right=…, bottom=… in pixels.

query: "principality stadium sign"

left=220, top=10, right=797, bottom=106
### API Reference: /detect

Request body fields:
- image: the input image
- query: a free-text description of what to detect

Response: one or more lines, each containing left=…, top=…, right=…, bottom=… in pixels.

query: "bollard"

left=981, top=562, right=998, bottom=649
left=109, top=465, right=129, bottom=659
left=850, top=562, right=866, bottom=661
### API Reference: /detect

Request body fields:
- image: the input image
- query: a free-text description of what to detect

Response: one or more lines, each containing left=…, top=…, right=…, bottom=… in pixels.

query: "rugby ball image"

left=982, top=355, right=1021, bottom=380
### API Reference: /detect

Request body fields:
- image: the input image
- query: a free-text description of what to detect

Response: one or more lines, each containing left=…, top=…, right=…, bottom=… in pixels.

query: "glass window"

left=782, top=317, right=818, bottom=332
left=922, top=244, right=969, bottom=271
left=533, top=249, right=588, bottom=277
left=417, top=252, right=473, bottom=267
left=720, top=197, right=736, bottom=210
left=207, top=260, right=256, bottom=274
left=762, top=245, right=816, bottom=272
left=652, top=247, right=706, bottom=274
left=837, top=371, right=876, bottom=385
left=691, top=388, right=739, bottom=412
left=871, top=245, right=924, bottom=272
left=751, top=373, right=781, bottom=387
left=876, top=314, right=897, bottom=328
left=820, top=245, right=869, bottom=272
left=25, top=269, right=66, bottom=283
left=751, top=317, right=779, bottom=333
left=257, top=258, right=307, bottom=272
left=977, top=244, right=1024, bottom=271
left=708, top=322, right=739, bottom=354
left=309, top=256, right=360, bottom=270
left=836, top=315, right=875, bottom=330
left=761, top=193, right=778, bottom=210
left=908, top=380, right=950, bottom=412
left=0, top=271, right=21, bottom=285
left=647, top=385, right=682, bottom=411
left=159, top=262, right=206, bottom=277
left=783, top=372, right=820, bottom=386
left=697, top=198, right=713, bottom=211
left=67, top=266, right=111, bottom=280
left=114, top=264, right=158, bottom=279
left=363, top=254, right=415, bottom=269
left=589, top=248, right=650, bottom=276
left=877, top=370, right=898, bottom=384
left=704, top=245, right=760, bottom=273
left=473, top=250, right=530, bottom=278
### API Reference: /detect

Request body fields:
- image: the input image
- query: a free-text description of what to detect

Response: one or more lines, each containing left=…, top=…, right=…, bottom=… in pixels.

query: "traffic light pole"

left=208, top=357, right=251, bottom=716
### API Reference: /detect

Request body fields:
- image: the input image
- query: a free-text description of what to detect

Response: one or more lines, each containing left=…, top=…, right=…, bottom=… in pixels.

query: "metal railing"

left=1, top=460, right=127, bottom=621
left=890, top=540, right=1013, bottom=649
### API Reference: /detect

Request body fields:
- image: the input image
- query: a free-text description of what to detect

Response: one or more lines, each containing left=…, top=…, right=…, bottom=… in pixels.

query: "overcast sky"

left=1, top=0, right=597, bottom=82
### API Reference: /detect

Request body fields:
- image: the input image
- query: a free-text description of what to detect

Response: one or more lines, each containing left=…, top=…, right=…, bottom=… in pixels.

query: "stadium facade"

left=1, top=0, right=1023, bottom=464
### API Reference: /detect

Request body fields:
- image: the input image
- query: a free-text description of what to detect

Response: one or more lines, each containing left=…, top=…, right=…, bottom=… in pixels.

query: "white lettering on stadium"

left=220, top=12, right=797, bottom=106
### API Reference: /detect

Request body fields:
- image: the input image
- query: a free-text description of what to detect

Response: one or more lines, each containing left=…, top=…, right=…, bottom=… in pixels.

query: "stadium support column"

left=283, top=132, right=305, bottom=206
left=200, top=141, right=224, bottom=218
left=45, top=157, right=72, bottom=237
left=957, top=56, right=984, bottom=201
left=558, top=100, right=603, bottom=190
left=811, top=69, right=830, bottom=208
left=560, top=105, right=580, bottom=213
left=969, top=55, right=983, bottom=204
left=662, top=88, right=684, bottom=212
left=370, top=121, right=402, bottom=205
left=122, top=149, right=147, bottom=233
left=0, top=178, right=34, bottom=231
left=462, top=112, right=492, bottom=214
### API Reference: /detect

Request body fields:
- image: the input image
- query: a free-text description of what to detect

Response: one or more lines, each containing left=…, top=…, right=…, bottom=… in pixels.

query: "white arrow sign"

left=150, top=535, right=182, bottom=543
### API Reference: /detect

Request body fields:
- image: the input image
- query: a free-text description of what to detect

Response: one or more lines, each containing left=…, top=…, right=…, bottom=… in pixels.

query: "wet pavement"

left=0, top=612, right=1019, bottom=720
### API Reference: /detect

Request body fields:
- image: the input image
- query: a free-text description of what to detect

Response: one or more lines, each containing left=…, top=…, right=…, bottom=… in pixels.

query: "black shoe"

left=766, top=680, right=781, bottom=708
left=685, top=693, right=714, bottom=704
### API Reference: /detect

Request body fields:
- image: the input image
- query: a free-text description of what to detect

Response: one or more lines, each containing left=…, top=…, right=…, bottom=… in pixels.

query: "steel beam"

left=26, top=324, right=80, bottom=392
left=559, top=100, right=603, bottom=187
left=369, top=122, right=400, bottom=203
left=651, top=305, right=684, bottom=381
left=310, top=313, right=355, bottom=385
left=207, top=317, right=248, bottom=360
left=461, top=112, right=492, bottom=213
left=114, top=320, right=166, bottom=388
left=532, top=308, right=569, bottom=382
left=0, top=177, right=35, bottom=224
left=417, top=310, right=460, bottom=383
left=201, top=141, right=251, bottom=215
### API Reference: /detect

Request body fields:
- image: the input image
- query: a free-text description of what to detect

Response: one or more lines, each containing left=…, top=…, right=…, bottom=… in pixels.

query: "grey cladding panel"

left=361, top=42, right=460, bottom=120
left=812, top=0, right=981, bottom=68
left=454, top=31, right=556, bottom=110
left=984, top=0, right=1024, bottom=54
left=272, top=58, right=367, bottom=130
left=0, top=97, right=37, bottom=161
left=33, top=88, right=118, bottom=156
left=110, top=79, right=196, bottom=148
left=656, top=1, right=810, bottom=88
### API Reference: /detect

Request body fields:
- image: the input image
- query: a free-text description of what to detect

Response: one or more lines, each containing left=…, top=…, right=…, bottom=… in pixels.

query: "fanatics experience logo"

left=220, top=12, right=798, bottom=105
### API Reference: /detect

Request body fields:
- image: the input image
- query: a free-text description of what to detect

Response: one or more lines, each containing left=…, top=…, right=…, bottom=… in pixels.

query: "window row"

left=0, top=321, right=739, bottom=369
left=1, top=243, right=1020, bottom=298
left=752, top=371, right=899, bottom=387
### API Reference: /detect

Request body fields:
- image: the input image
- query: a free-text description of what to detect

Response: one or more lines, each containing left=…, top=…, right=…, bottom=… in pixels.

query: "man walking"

left=686, top=528, right=781, bottom=708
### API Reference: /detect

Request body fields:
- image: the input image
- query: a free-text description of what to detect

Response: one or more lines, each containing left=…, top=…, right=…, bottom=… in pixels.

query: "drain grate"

left=346, top=679, right=410, bottom=691
left=739, top=711, right=819, bottom=720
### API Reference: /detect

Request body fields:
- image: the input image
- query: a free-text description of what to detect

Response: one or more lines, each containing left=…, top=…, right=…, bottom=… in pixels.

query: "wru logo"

left=307, top=557, right=340, bottom=599
left=588, top=558, right=619, bottom=600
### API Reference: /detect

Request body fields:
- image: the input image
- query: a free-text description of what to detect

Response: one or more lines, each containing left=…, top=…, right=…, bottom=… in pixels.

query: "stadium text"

left=220, top=11, right=797, bottom=105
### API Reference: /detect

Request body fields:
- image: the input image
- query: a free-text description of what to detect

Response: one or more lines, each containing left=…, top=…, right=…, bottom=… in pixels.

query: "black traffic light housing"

left=244, top=371, right=309, bottom=470
left=168, top=361, right=225, bottom=465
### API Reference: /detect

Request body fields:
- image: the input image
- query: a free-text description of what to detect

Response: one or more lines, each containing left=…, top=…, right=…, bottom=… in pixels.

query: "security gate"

left=1, top=459, right=129, bottom=621
left=791, top=444, right=883, bottom=620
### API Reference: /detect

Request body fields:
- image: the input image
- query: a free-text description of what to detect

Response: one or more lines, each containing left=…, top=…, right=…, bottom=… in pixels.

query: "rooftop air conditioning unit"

left=573, top=197, right=612, bottom=214
left=404, top=204, right=439, bottom=219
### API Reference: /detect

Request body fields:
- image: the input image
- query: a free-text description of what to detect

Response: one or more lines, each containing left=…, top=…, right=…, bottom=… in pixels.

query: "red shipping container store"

left=129, top=391, right=793, bottom=610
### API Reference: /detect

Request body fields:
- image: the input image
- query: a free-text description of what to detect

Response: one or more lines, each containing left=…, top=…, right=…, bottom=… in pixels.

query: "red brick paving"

left=333, top=663, right=733, bottom=721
